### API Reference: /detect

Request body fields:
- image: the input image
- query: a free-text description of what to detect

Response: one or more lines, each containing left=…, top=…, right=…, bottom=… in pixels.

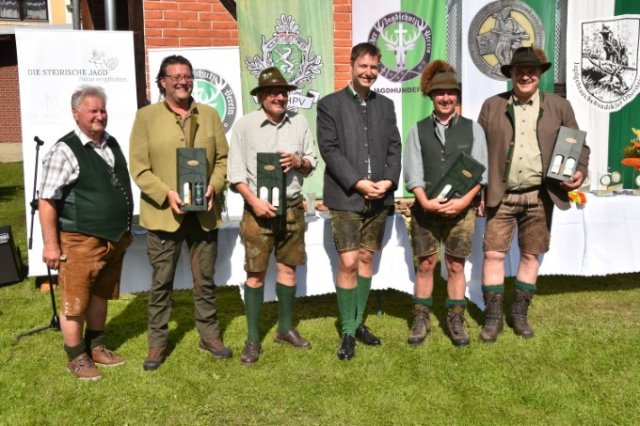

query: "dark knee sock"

left=64, top=342, right=87, bottom=361
left=482, top=284, right=505, bottom=295
left=412, top=296, right=433, bottom=307
left=336, top=287, right=357, bottom=336
left=446, top=298, right=468, bottom=309
left=276, top=282, right=295, bottom=333
left=84, top=329, right=105, bottom=351
left=514, top=279, right=536, bottom=293
left=355, top=275, right=372, bottom=326
left=244, top=284, right=264, bottom=343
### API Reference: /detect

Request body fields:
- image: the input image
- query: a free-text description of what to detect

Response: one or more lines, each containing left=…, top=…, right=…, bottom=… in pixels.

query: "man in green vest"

left=39, top=85, right=134, bottom=380
left=403, top=61, right=488, bottom=347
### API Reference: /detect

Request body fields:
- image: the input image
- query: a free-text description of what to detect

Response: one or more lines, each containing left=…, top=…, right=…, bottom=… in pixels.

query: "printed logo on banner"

left=468, top=0, right=545, bottom=81
left=25, top=48, right=127, bottom=83
left=193, top=69, right=238, bottom=131
left=245, top=14, right=323, bottom=110
left=571, top=18, right=640, bottom=112
left=367, top=12, right=432, bottom=83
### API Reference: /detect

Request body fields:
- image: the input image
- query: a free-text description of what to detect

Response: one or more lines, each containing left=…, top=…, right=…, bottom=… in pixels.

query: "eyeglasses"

left=164, top=74, right=194, bottom=83
left=263, top=88, right=289, bottom=97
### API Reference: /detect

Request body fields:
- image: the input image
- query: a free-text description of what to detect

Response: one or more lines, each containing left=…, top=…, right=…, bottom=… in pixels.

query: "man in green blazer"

left=129, top=55, right=231, bottom=370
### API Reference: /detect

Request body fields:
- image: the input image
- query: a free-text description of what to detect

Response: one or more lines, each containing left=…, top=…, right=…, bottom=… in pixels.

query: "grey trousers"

left=145, top=214, right=220, bottom=347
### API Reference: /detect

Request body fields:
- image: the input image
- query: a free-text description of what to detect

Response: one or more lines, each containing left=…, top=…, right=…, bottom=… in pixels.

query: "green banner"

left=364, top=0, right=447, bottom=196
left=399, top=0, right=447, bottom=153
left=522, top=0, right=556, bottom=92
left=237, top=0, right=334, bottom=196
left=609, top=0, right=640, bottom=188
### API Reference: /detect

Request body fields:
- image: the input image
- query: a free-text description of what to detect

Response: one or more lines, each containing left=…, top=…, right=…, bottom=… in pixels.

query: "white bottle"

left=437, top=184, right=452, bottom=199
left=563, top=158, right=576, bottom=176
left=550, top=154, right=564, bottom=175
left=182, top=182, right=191, bottom=205
left=259, top=186, right=269, bottom=201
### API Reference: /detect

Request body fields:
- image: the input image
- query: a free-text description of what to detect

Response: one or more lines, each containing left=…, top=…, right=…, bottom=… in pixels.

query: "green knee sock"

left=84, top=329, right=105, bottom=351
left=276, top=282, right=296, bottom=333
left=514, top=279, right=537, bottom=293
left=446, top=298, right=468, bottom=309
left=412, top=296, right=433, bottom=307
left=355, top=275, right=372, bottom=326
left=244, top=284, right=264, bottom=343
left=336, top=287, right=357, bottom=336
left=482, top=284, right=505, bottom=295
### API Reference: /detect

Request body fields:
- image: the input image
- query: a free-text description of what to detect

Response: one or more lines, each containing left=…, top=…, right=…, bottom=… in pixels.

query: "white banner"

left=147, top=47, right=245, bottom=218
left=462, top=0, right=510, bottom=120
left=16, top=29, right=137, bottom=277
left=567, top=0, right=619, bottom=181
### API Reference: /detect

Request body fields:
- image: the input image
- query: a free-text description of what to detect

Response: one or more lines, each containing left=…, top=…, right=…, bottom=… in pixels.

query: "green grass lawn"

left=1, top=162, right=639, bottom=425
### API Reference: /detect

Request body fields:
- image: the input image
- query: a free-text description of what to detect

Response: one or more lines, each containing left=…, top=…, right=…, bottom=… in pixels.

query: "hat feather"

left=420, top=60, right=456, bottom=96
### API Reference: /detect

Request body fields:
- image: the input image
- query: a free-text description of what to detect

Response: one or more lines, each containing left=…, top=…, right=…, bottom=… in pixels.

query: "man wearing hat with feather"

left=404, top=60, right=488, bottom=347
left=477, top=46, right=589, bottom=342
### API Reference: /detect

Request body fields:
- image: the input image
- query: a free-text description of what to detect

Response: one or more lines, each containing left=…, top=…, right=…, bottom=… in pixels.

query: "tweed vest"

left=56, top=131, right=133, bottom=241
left=416, top=115, right=473, bottom=192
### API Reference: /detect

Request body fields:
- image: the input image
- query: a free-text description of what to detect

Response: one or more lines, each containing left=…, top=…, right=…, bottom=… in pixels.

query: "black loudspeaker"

left=0, top=225, right=23, bottom=286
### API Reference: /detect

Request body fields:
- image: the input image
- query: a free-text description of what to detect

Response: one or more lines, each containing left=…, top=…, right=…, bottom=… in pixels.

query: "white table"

left=462, top=193, right=640, bottom=307
left=121, top=214, right=416, bottom=301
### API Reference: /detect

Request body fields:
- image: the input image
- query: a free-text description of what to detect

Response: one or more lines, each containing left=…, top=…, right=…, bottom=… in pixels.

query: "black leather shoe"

left=337, top=334, right=355, bottom=361
left=355, top=324, right=381, bottom=346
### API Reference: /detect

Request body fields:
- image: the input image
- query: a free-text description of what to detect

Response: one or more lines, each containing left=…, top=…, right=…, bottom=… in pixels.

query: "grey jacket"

left=317, top=88, right=402, bottom=211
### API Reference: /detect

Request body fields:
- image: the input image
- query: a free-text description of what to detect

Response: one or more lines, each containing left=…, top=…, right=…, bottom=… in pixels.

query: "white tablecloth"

left=463, top=193, right=640, bottom=307
left=121, top=214, right=416, bottom=301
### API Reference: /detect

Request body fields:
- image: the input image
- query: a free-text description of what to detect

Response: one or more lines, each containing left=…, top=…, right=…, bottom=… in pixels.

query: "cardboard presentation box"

left=547, top=126, right=587, bottom=182
left=257, top=152, right=286, bottom=216
left=177, top=147, right=208, bottom=212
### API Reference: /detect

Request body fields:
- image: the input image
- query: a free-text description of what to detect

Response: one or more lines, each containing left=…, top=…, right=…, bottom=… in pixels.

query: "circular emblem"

left=611, top=171, right=622, bottom=183
left=600, top=174, right=612, bottom=186
left=193, top=68, right=237, bottom=131
left=468, top=0, right=545, bottom=81
left=264, top=165, right=276, bottom=172
left=368, top=12, right=432, bottom=82
left=565, top=137, right=577, bottom=144
left=462, top=170, right=472, bottom=178
left=187, top=160, right=199, bottom=166
left=635, top=175, right=640, bottom=188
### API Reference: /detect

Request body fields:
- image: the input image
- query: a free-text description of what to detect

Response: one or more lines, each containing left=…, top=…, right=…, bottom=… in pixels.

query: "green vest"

left=416, top=115, right=473, bottom=192
left=56, top=131, right=133, bottom=242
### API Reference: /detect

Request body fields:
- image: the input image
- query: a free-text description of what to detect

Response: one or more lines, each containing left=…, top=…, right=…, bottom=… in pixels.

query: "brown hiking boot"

left=480, top=291, right=504, bottom=343
left=447, top=305, right=470, bottom=347
left=91, top=345, right=125, bottom=367
left=142, top=346, right=166, bottom=371
left=407, top=304, right=431, bottom=345
left=511, top=288, right=535, bottom=338
left=199, top=337, right=233, bottom=359
left=68, top=352, right=101, bottom=381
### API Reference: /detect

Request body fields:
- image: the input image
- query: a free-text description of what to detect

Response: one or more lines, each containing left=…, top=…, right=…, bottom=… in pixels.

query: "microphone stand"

left=16, top=136, right=61, bottom=341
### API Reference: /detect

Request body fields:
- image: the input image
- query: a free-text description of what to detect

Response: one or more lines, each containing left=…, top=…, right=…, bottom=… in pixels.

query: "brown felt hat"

left=250, top=67, right=297, bottom=96
left=500, top=46, right=552, bottom=78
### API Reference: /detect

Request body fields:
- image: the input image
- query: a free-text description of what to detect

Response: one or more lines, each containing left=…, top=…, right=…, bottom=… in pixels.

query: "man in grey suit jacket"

left=317, top=42, right=402, bottom=361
